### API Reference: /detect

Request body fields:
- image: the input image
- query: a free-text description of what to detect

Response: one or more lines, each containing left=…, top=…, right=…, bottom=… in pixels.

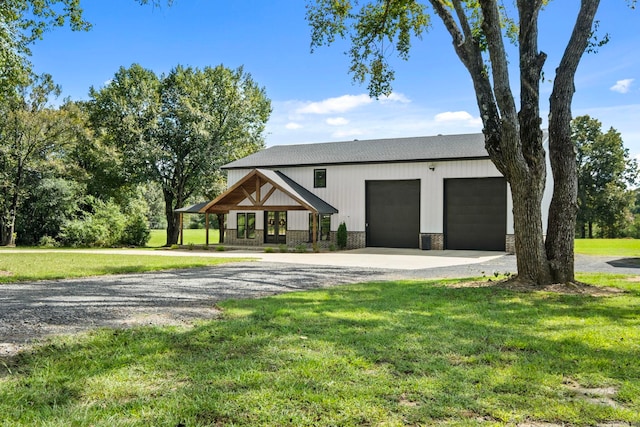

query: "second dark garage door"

left=366, top=180, right=420, bottom=248
left=445, top=177, right=507, bottom=251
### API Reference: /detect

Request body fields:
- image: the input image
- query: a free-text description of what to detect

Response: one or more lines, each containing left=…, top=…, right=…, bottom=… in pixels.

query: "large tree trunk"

left=430, top=0, right=600, bottom=286
left=163, top=192, right=181, bottom=246
left=0, top=220, right=16, bottom=246
left=1, top=168, right=22, bottom=247
left=546, top=0, right=600, bottom=283
left=510, top=174, right=553, bottom=285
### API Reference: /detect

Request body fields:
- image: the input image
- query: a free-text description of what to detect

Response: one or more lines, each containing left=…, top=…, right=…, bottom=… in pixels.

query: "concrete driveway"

left=5, top=247, right=505, bottom=270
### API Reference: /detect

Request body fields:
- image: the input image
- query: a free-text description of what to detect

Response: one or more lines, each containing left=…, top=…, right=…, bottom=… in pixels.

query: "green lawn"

left=147, top=229, right=219, bottom=247
left=574, top=238, right=640, bottom=257
left=1, top=274, right=638, bottom=426
left=0, top=252, right=248, bottom=283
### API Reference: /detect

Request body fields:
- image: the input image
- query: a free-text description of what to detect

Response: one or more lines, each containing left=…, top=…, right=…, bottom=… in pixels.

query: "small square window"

left=314, top=169, right=326, bottom=188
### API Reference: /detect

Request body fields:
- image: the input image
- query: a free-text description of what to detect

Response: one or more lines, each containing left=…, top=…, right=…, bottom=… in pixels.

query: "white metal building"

left=186, top=132, right=553, bottom=253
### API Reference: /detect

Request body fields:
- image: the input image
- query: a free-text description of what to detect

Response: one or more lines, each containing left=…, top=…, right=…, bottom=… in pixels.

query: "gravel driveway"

left=1, top=253, right=638, bottom=358
left=0, top=262, right=389, bottom=357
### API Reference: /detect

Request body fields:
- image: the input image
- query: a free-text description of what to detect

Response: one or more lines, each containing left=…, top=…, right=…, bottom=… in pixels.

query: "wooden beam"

left=208, top=204, right=310, bottom=211
left=256, top=176, right=261, bottom=204
left=179, top=213, right=184, bottom=246
left=205, top=213, right=209, bottom=246
left=312, top=213, right=317, bottom=245
left=258, top=186, right=277, bottom=206
left=241, top=186, right=256, bottom=205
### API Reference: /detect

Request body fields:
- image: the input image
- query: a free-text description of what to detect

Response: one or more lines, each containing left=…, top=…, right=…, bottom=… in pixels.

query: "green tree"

left=307, top=0, right=610, bottom=285
left=573, top=115, right=638, bottom=238
left=0, top=0, right=90, bottom=96
left=15, top=177, right=82, bottom=245
left=0, top=74, right=81, bottom=246
left=89, top=64, right=271, bottom=246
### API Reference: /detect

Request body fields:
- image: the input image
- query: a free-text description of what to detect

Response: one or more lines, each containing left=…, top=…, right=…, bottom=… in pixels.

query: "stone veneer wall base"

left=505, top=234, right=515, bottom=254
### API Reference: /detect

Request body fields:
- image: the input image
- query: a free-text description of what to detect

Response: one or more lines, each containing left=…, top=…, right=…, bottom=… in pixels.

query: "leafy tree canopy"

left=573, top=115, right=638, bottom=238
left=88, top=63, right=271, bottom=245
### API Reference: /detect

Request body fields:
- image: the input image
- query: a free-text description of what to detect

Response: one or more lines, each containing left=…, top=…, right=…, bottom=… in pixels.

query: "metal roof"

left=223, top=133, right=489, bottom=169
left=175, top=201, right=210, bottom=213
left=269, top=170, right=338, bottom=214
left=194, top=168, right=338, bottom=215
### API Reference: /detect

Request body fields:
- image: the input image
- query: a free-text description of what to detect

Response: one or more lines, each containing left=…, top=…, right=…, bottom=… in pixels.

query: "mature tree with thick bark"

left=88, top=64, right=271, bottom=246
left=307, top=0, right=614, bottom=286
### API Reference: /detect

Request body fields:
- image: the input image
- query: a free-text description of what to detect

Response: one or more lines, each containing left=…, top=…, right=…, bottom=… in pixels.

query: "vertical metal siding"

left=225, top=160, right=513, bottom=234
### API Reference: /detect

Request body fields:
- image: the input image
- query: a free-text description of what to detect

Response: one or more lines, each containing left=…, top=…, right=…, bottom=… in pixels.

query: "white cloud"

left=326, top=117, right=349, bottom=126
left=296, top=94, right=372, bottom=115
left=379, top=92, right=411, bottom=104
left=434, top=111, right=482, bottom=127
left=285, top=122, right=303, bottom=130
left=610, top=78, right=634, bottom=94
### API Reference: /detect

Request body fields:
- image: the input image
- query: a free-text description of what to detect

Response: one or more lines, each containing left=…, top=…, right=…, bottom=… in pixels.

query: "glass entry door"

left=265, top=211, right=287, bottom=244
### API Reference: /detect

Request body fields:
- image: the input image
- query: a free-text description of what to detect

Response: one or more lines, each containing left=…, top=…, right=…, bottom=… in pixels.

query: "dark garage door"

left=445, top=177, right=506, bottom=251
left=366, top=180, right=420, bottom=248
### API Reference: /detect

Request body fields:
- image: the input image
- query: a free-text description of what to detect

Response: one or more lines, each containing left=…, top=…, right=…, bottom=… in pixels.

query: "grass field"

left=147, top=229, right=219, bottom=247
left=0, top=252, right=248, bottom=283
left=574, top=238, right=640, bottom=257
left=0, top=273, right=638, bottom=426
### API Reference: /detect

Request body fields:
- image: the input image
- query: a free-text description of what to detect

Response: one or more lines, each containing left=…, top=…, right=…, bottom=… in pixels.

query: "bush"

left=337, top=222, right=347, bottom=249
left=295, top=244, right=308, bottom=253
left=59, top=218, right=107, bottom=247
left=59, top=197, right=126, bottom=247
left=121, top=214, right=151, bottom=246
left=38, top=235, right=59, bottom=248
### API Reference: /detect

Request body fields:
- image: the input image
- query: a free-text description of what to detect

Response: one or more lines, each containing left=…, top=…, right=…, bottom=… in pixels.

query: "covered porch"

left=175, top=169, right=338, bottom=247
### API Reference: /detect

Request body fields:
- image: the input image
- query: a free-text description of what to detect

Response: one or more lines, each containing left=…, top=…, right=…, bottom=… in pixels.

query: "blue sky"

left=30, top=1, right=640, bottom=157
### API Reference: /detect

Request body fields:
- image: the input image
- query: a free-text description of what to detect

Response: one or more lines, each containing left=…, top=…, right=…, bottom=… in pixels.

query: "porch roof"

left=195, top=168, right=338, bottom=215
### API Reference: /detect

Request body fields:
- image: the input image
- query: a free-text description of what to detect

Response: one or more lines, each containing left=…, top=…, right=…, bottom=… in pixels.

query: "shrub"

left=59, top=218, right=107, bottom=247
left=215, top=245, right=225, bottom=251
left=38, top=235, right=59, bottom=248
left=278, top=244, right=288, bottom=253
left=63, top=197, right=126, bottom=247
left=337, top=222, right=347, bottom=249
left=121, top=214, right=151, bottom=247
left=264, top=247, right=274, bottom=253
left=295, top=244, right=308, bottom=253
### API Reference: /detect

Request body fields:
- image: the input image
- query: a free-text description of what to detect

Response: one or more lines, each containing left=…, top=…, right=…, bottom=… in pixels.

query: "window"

left=309, top=213, right=331, bottom=241
left=237, top=213, right=256, bottom=239
left=314, top=169, right=326, bottom=188
left=237, top=213, right=246, bottom=239
left=247, top=213, right=256, bottom=239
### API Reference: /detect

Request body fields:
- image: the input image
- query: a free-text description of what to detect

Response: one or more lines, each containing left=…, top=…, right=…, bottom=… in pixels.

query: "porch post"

left=179, top=213, right=184, bottom=246
left=205, top=213, right=210, bottom=246
left=312, top=212, right=317, bottom=245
